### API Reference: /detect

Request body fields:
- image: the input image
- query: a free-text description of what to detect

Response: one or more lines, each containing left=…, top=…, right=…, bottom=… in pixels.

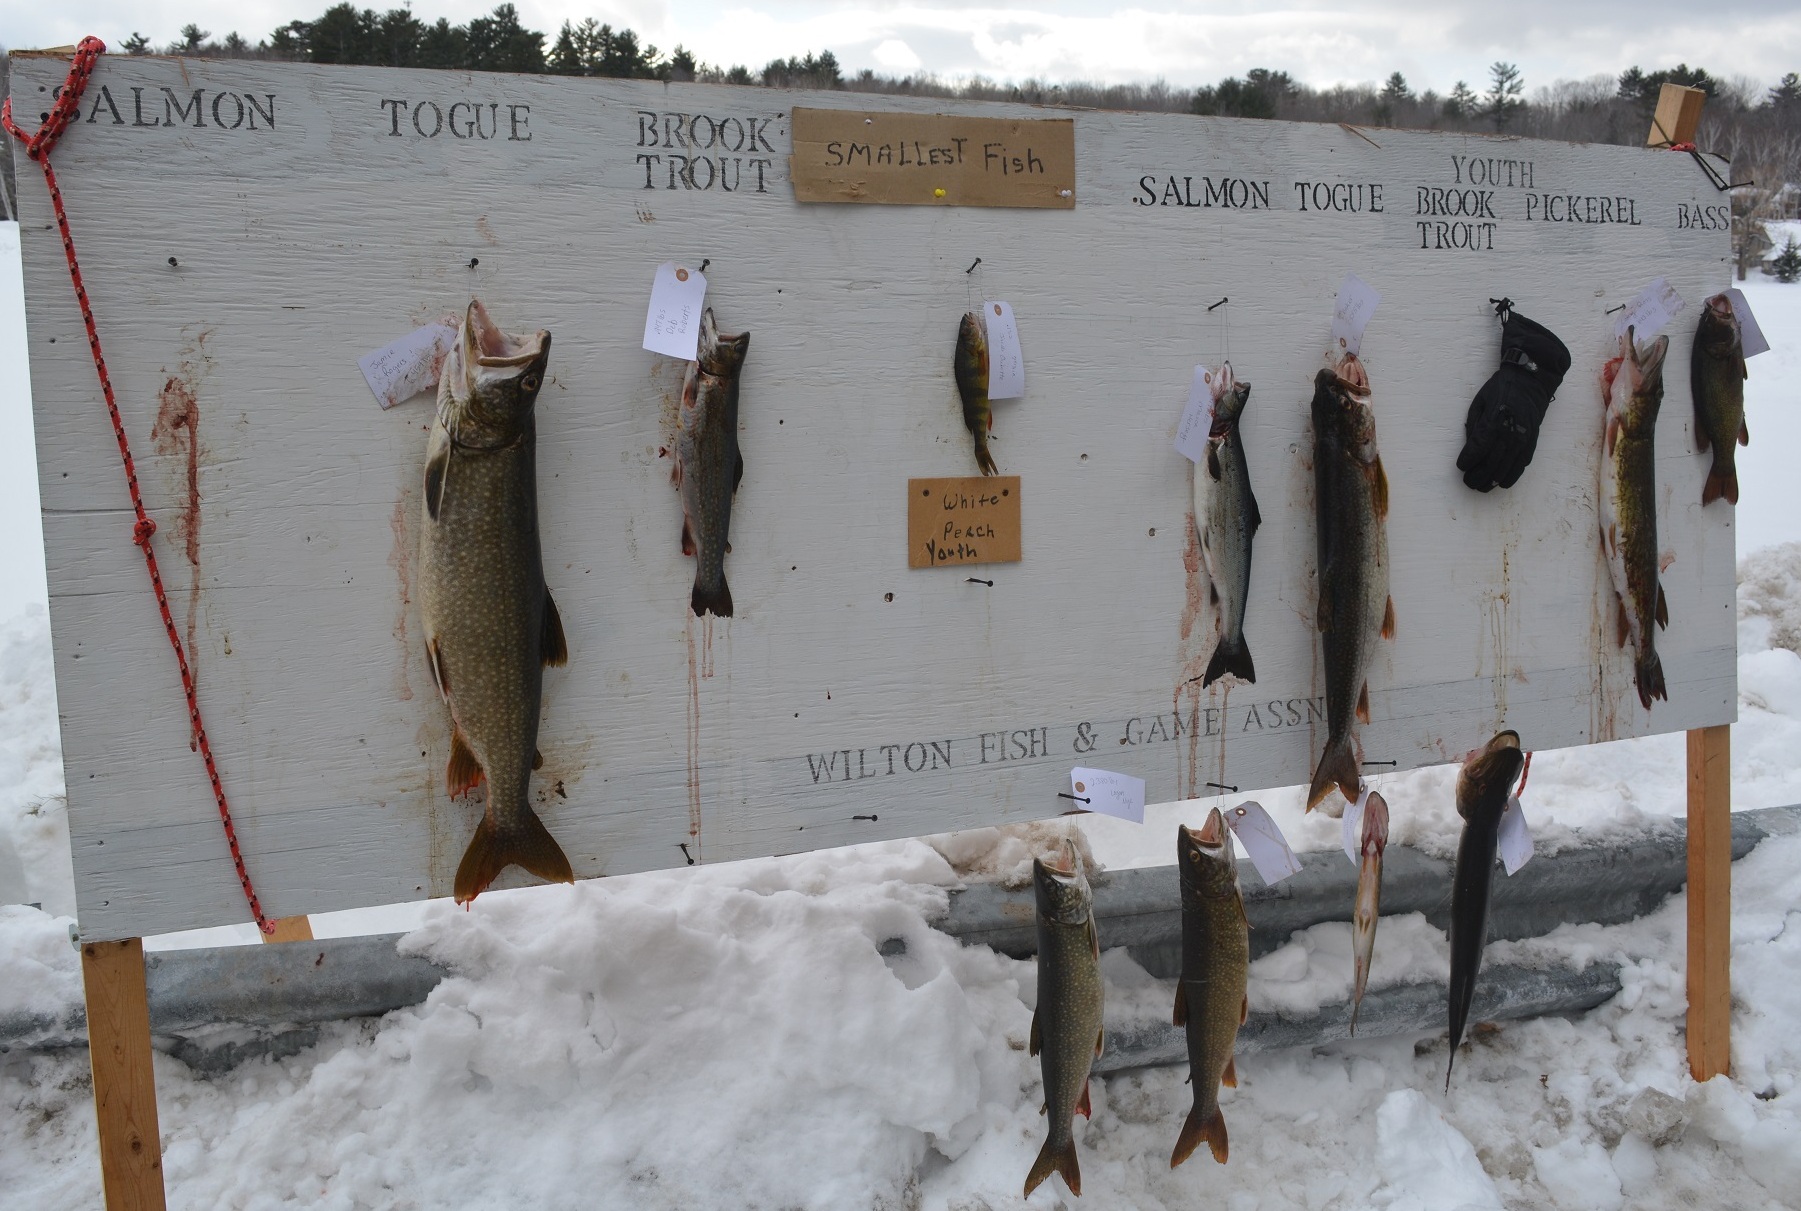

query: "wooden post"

left=1647, top=83, right=1706, bottom=147
left=262, top=916, right=314, bottom=943
left=81, top=938, right=168, bottom=1211
left=1685, top=725, right=1732, bottom=1081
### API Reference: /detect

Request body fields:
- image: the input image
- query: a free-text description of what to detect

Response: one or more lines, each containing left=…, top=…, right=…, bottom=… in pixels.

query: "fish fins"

left=1249, top=492, right=1262, bottom=532
left=1703, top=465, right=1739, bottom=506
left=680, top=517, right=695, bottom=557
left=733, top=449, right=744, bottom=494
left=1241, top=992, right=1249, bottom=1025
left=1029, top=1012, right=1041, bottom=1057
left=1316, top=577, right=1333, bottom=634
left=1095, top=1027, right=1105, bottom=1059
left=1381, top=596, right=1396, bottom=640
left=692, top=574, right=734, bottom=619
left=1356, top=682, right=1370, bottom=725
left=1307, top=736, right=1359, bottom=812
left=1740, top=417, right=1749, bottom=444
left=1206, top=444, right=1222, bottom=481
left=427, top=637, right=449, bottom=701
left=1616, top=598, right=1631, bottom=649
left=1170, top=1105, right=1228, bottom=1168
left=1371, top=457, right=1390, bottom=521
left=1202, top=635, right=1256, bottom=687
left=447, top=727, right=483, bottom=799
left=1208, top=580, right=1219, bottom=606
left=1635, top=652, right=1668, bottom=711
left=1695, top=418, right=1711, bottom=454
left=974, top=439, right=999, bottom=477
left=1087, top=915, right=1100, bottom=960
left=533, top=750, right=544, bottom=771
left=1024, top=1135, right=1081, bottom=1198
left=1077, top=1082, right=1093, bottom=1118
left=1656, top=585, right=1669, bottom=630
left=1222, top=1055, right=1238, bottom=1088
left=452, top=809, right=575, bottom=905
left=541, top=593, right=568, bottom=667
left=424, top=447, right=448, bottom=522
left=1173, top=982, right=1188, bottom=1027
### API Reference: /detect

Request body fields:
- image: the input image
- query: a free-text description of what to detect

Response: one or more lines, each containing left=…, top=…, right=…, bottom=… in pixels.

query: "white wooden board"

left=11, top=56, right=1736, bottom=940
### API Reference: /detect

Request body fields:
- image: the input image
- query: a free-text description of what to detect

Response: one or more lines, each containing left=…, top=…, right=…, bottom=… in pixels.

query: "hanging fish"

left=1024, top=840, right=1105, bottom=1198
left=1195, top=366, right=1260, bottom=686
left=1445, top=731, right=1525, bottom=1088
left=955, top=311, right=999, bottom=476
left=1691, top=293, right=1748, bottom=506
left=676, top=309, right=749, bottom=618
left=1349, top=790, right=1389, bottom=1034
left=1170, top=809, right=1249, bottom=1168
left=1599, top=327, right=1669, bottom=711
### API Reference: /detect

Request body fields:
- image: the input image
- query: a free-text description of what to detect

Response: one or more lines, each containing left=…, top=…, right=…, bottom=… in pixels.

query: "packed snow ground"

left=2, top=253, right=1801, bottom=1207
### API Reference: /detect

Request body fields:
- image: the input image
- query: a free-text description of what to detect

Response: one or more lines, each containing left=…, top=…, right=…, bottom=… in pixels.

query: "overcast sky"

left=5, top=0, right=1799, bottom=97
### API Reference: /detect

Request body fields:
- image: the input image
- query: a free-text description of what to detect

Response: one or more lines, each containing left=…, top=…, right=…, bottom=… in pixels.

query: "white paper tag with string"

left=1331, top=273, right=1381, bottom=356
left=359, top=321, right=458, bottom=410
left=1069, top=767, right=1144, bottom=823
left=642, top=262, right=709, bottom=359
left=1174, top=365, right=1224, bottom=463
left=1498, top=795, right=1534, bottom=874
left=1722, top=288, right=1770, bottom=358
left=1225, top=801, right=1302, bottom=884
left=1341, top=787, right=1370, bottom=863
left=1615, top=277, right=1684, bottom=341
left=983, top=301, right=1026, bottom=400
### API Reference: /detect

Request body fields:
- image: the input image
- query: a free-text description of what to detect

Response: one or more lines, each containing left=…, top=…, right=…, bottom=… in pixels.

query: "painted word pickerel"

left=1307, top=354, right=1394, bottom=811
left=1349, top=790, right=1389, bottom=1034
left=1446, top=731, right=1525, bottom=1089
left=1170, top=810, right=1248, bottom=1169
left=1599, top=327, right=1669, bottom=710
left=955, top=311, right=999, bottom=476
left=677, top=309, right=749, bottom=617
left=1025, top=840, right=1105, bottom=1198
left=420, top=300, right=573, bottom=904
left=1692, top=293, right=1748, bottom=506
left=1195, top=365, right=1260, bottom=686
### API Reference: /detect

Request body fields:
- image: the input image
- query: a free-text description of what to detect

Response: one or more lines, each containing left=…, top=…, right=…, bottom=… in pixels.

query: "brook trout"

left=677, top=309, right=749, bottom=618
left=1349, top=790, right=1389, bottom=1034
left=955, top=312, right=999, bottom=476
left=1195, top=366, right=1260, bottom=686
left=1599, top=327, right=1669, bottom=711
left=1446, top=731, right=1525, bottom=1088
left=1307, top=354, right=1394, bottom=811
left=1170, top=809, right=1248, bottom=1168
left=1692, top=293, right=1748, bottom=506
left=1024, top=840, right=1104, bottom=1198
left=420, top=300, right=573, bottom=904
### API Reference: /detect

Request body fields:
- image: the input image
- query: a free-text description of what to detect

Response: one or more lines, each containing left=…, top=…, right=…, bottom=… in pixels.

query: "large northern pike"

left=1349, top=790, right=1389, bottom=1034
left=1307, top=354, right=1394, bottom=812
left=1691, top=293, right=1748, bottom=506
left=1170, top=809, right=1249, bottom=1169
left=954, top=311, right=999, bottom=476
left=1024, top=840, right=1105, bottom=1198
left=1445, top=731, right=1525, bottom=1089
left=677, top=309, right=749, bottom=618
left=1195, top=366, right=1260, bottom=686
left=1599, top=327, right=1669, bottom=711
left=420, top=300, right=573, bottom=904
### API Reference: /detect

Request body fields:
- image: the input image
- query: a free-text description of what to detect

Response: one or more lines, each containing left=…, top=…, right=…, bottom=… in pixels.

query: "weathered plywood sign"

left=789, top=108, right=1076, bottom=206
left=11, top=56, right=1734, bottom=939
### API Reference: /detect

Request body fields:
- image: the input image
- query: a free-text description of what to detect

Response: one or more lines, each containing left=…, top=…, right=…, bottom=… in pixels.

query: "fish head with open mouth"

left=1210, top=366, right=1251, bottom=431
left=441, top=299, right=551, bottom=446
left=1455, top=730, right=1525, bottom=817
left=1602, top=327, right=1668, bottom=436
left=692, top=308, right=750, bottom=379
left=1033, top=839, right=1092, bottom=927
left=1178, top=809, right=1240, bottom=904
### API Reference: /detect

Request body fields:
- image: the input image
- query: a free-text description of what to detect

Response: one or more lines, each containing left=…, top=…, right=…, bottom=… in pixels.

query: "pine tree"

left=1769, top=72, right=1801, bottom=113
left=1775, top=239, right=1801, bottom=284
left=1444, top=80, right=1476, bottom=119
left=1485, top=62, right=1523, bottom=130
left=122, top=32, right=152, bottom=55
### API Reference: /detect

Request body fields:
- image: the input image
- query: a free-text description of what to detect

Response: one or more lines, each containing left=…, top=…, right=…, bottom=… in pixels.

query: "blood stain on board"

left=389, top=493, right=415, bottom=702
left=153, top=366, right=206, bottom=743
left=685, top=613, right=703, bottom=851
left=1173, top=511, right=1213, bottom=799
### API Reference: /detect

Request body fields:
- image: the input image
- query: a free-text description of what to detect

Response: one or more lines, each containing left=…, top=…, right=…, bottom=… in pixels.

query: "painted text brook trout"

left=1025, top=840, right=1104, bottom=1198
left=1600, top=327, right=1670, bottom=711
left=1446, top=731, right=1525, bottom=1088
left=1195, top=366, right=1260, bottom=686
left=420, top=300, right=573, bottom=904
left=1692, top=293, right=1749, bottom=506
left=955, top=311, right=999, bottom=476
left=1171, top=809, right=1249, bottom=1168
left=1307, top=354, right=1394, bottom=811
left=677, top=309, right=749, bottom=618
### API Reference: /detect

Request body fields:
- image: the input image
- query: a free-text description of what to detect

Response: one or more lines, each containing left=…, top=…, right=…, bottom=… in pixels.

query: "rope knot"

left=2, top=37, right=106, bottom=160
left=132, top=516, right=157, bottom=547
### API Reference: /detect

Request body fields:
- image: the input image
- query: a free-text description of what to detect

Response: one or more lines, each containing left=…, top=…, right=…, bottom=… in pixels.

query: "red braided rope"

left=5, top=39, right=275, bottom=934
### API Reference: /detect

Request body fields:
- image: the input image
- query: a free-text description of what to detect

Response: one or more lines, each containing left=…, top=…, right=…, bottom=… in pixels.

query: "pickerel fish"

left=1307, top=354, right=1394, bottom=812
left=1170, top=810, right=1249, bottom=1169
left=1445, top=731, right=1525, bottom=1089
left=1691, top=293, right=1749, bottom=506
left=677, top=309, right=749, bottom=617
left=955, top=311, right=998, bottom=476
left=1349, top=790, right=1389, bottom=1034
left=1195, top=366, right=1260, bottom=686
left=420, top=300, right=573, bottom=904
left=1024, top=840, right=1105, bottom=1198
left=1599, top=327, right=1670, bottom=711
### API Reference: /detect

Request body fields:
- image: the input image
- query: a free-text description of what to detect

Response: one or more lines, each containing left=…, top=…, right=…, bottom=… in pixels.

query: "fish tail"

left=453, top=810, right=575, bottom=904
left=1202, top=634, right=1256, bottom=687
left=1170, top=1103, right=1228, bottom=1168
left=1634, top=651, right=1667, bottom=710
left=1702, top=462, right=1738, bottom=506
left=691, top=572, right=734, bottom=619
left=1306, top=736, right=1358, bottom=812
left=974, top=435, right=999, bottom=477
left=1023, top=1134, right=1080, bottom=1197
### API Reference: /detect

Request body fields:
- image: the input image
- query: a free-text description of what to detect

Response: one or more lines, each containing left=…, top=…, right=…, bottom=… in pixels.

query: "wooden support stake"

left=1647, top=83, right=1706, bottom=147
left=1685, top=724, right=1732, bottom=1081
left=261, top=915, right=314, bottom=944
left=81, top=938, right=168, bottom=1211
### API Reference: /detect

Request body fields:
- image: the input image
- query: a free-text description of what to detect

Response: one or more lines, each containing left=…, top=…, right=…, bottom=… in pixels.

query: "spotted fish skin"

left=676, top=309, right=749, bottom=618
left=1599, top=327, right=1669, bottom=711
left=1024, top=841, right=1104, bottom=1199
left=1170, top=810, right=1248, bottom=1169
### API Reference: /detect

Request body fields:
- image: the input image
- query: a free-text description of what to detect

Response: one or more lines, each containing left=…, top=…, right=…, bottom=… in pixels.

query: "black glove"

left=1457, top=304, right=1571, bottom=492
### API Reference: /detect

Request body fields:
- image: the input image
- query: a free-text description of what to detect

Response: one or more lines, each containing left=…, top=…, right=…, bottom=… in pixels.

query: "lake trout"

left=1195, top=366, right=1260, bottom=686
left=677, top=309, right=749, bottom=618
left=1446, top=731, right=1525, bottom=1089
left=1307, top=354, right=1394, bottom=812
left=1692, top=293, right=1748, bottom=506
left=955, top=311, right=998, bottom=476
left=1024, top=840, right=1104, bottom=1198
left=1599, top=327, right=1670, bottom=711
left=1349, top=790, right=1389, bottom=1034
left=1171, top=809, right=1248, bottom=1168
left=420, top=300, right=573, bottom=904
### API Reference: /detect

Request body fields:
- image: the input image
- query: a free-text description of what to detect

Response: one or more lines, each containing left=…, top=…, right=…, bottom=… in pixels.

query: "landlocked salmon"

left=1170, top=809, right=1249, bottom=1169
left=1599, top=327, right=1670, bottom=711
left=1194, top=365, right=1260, bottom=686
left=677, top=309, right=749, bottom=617
left=1024, top=840, right=1105, bottom=1198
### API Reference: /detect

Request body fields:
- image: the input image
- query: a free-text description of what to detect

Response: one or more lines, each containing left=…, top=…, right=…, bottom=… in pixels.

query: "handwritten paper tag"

left=642, top=262, right=709, bottom=360
left=358, top=321, right=457, bottom=410
left=1070, top=767, right=1145, bottom=823
left=983, top=301, right=1025, bottom=400
left=1174, top=365, right=1223, bottom=463
left=1498, top=795, right=1534, bottom=875
left=1341, top=787, right=1370, bottom=863
left=1226, top=801, right=1302, bottom=885
left=1615, top=277, right=1684, bottom=341
left=1331, top=273, right=1381, bottom=355
left=1723, top=289, right=1770, bottom=358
